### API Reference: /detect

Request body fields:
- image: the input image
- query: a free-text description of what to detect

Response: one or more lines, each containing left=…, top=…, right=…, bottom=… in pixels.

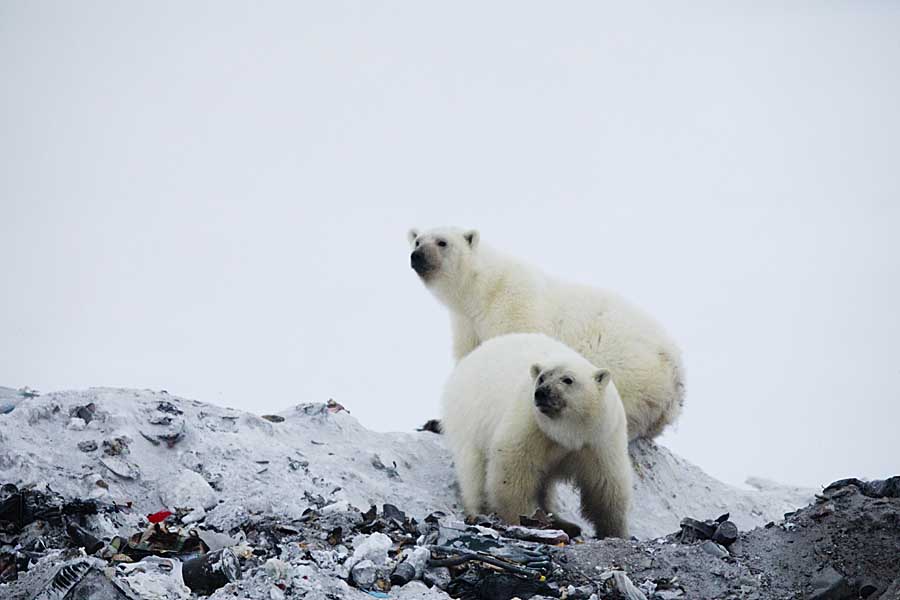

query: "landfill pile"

left=1, top=387, right=896, bottom=599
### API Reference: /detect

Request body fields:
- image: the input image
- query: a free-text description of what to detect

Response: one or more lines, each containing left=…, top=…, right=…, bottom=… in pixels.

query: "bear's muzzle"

left=534, top=385, right=565, bottom=417
left=410, top=249, right=436, bottom=279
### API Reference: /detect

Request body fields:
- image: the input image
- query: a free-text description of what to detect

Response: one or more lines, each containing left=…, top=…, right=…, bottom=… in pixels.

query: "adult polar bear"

left=409, top=226, right=685, bottom=440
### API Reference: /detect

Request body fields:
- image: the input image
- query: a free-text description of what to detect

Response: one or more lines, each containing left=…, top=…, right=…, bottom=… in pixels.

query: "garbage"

left=71, top=403, right=97, bottom=424
left=417, top=419, right=443, bottom=434
left=699, top=540, right=729, bottom=559
left=676, top=513, right=739, bottom=547
left=326, top=399, right=348, bottom=414
left=77, top=440, right=98, bottom=453
left=504, top=525, right=570, bottom=545
left=823, top=476, right=900, bottom=499
left=370, top=454, right=401, bottom=480
left=599, top=570, right=649, bottom=600
left=346, top=532, right=393, bottom=569
left=390, top=546, right=429, bottom=585
left=351, top=558, right=377, bottom=587
left=65, top=521, right=104, bottom=554
left=147, top=510, right=173, bottom=524
left=99, top=456, right=142, bottom=480
left=808, top=566, right=852, bottom=600
left=711, top=520, right=738, bottom=546
left=0, top=387, right=38, bottom=415
left=2, top=391, right=899, bottom=600
left=260, top=415, right=284, bottom=423
left=180, top=547, right=241, bottom=595
left=117, top=556, right=192, bottom=599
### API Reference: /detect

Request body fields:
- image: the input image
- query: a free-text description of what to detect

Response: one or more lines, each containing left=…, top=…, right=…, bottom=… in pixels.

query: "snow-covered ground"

left=0, top=387, right=811, bottom=540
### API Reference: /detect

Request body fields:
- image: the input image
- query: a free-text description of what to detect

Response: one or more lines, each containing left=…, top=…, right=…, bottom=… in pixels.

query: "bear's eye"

left=437, top=240, right=447, bottom=248
left=415, top=239, right=420, bottom=247
left=562, top=377, right=573, bottom=385
left=537, top=375, right=545, bottom=385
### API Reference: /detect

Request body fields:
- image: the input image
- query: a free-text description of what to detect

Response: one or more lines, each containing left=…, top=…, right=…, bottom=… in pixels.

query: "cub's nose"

left=534, top=385, right=551, bottom=406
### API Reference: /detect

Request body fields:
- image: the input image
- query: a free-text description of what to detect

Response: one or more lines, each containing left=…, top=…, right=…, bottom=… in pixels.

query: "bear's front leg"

left=485, top=449, right=541, bottom=524
left=572, top=448, right=632, bottom=539
left=454, top=447, right=487, bottom=516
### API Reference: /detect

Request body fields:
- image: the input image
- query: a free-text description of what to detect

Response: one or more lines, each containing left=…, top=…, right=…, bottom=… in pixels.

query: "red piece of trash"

left=147, top=510, right=173, bottom=523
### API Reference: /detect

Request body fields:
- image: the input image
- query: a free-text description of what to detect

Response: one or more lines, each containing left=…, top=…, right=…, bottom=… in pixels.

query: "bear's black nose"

left=410, top=249, right=429, bottom=274
left=534, top=386, right=552, bottom=409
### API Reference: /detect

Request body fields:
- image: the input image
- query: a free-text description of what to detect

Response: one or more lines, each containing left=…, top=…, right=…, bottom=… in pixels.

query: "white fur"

left=409, top=226, right=685, bottom=440
left=441, top=333, right=632, bottom=538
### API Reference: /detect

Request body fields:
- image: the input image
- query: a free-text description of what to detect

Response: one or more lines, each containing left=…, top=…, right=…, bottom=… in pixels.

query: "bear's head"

left=407, top=226, right=480, bottom=298
left=529, top=362, right=615, bottom=449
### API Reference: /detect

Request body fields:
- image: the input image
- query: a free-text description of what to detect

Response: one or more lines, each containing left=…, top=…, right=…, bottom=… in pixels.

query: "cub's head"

left=529, top=362, right=613, bottom=449
left=407, top=226, right=480, bottom=294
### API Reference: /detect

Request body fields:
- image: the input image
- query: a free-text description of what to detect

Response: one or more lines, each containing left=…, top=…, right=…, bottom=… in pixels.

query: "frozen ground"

left=13, top=387, right=893, bottom=600
left=0, top=387, right=810, bottom=540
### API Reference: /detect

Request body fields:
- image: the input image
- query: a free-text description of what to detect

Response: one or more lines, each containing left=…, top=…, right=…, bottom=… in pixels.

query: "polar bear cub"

left=409, top=226, right=685, bottom=441
left=441, top=332, right=632, bottom=538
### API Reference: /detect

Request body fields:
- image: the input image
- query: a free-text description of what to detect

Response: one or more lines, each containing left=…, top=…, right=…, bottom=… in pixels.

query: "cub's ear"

left=463, top=229, right=480, bottom=248
left=594, top=369, right=611, bottom=389
left=408, top=229, right=420, bottom=246
left=530, top=364, right=543, bottom=381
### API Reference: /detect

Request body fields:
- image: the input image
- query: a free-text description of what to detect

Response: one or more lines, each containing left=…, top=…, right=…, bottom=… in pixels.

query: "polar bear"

left=409, top=226, right=684, bottom=440
left=441, top=333, right=632, bottom=538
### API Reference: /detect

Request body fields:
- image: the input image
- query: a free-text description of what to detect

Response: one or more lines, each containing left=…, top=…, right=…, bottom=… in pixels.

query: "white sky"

left=2, top=2, right=898, bottom=488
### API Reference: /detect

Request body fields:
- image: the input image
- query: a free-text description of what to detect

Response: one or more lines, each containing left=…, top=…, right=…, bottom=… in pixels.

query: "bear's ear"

left=408, top=229, right=420, bottom=246
left=594, top=369, right=611, bottom=389
left=530, top=364, right=543, bottom=381
left=463, top=230, right=479, bottom=249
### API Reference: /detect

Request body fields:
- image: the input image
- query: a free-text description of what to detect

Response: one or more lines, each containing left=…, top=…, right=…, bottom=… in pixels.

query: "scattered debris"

left=2, top=390, right=897, bottom=600
left=823, top=476, right=900, bottom=499
left=417, top=419, right=443, bottom=434
left=260, top=415, right=284, bottom=423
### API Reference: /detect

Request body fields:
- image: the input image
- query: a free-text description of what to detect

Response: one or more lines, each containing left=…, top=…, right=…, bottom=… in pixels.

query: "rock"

left=261, top=415, right=285, bottom=423
left=699, top=540, right=729, bottom=559
left=351, top=559, right=376, bottom=588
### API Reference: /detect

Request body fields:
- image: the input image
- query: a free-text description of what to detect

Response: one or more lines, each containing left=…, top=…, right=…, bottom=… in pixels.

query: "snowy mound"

left=0, top=388, right=810, bottom=539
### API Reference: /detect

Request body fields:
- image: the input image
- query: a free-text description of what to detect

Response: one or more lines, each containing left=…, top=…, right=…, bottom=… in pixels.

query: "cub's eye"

left=537, top=375, right=545, bottom=384
left=414, top=240, right=420, bottom=247
left=562, top=377, right=573, bottom=385
left=437, top=240, right=447, bottom=247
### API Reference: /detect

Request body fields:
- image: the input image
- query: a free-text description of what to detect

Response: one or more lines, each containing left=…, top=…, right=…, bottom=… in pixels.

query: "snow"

left=0, top=387, right=811, bottom=540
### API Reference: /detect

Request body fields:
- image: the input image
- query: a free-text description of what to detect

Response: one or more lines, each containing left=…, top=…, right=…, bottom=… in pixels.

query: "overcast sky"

left=2, top=2, right=898, bottom=489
